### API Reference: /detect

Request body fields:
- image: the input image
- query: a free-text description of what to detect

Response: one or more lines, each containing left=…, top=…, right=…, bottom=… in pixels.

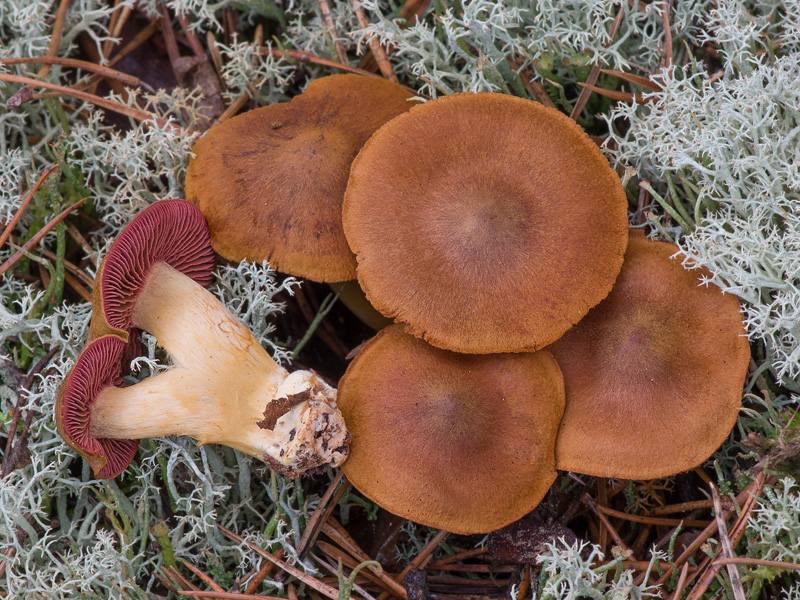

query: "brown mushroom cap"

left=184, top=74, right=415, bottom=282
left=56, top=335, right=139, bottom=478
left=548, top=230, right=750, bottom=479
left=89, top=199, right=216, bottom=342
left=343, top=92, right=629, bottom=354
left=338, top=325, right=565, bottom=534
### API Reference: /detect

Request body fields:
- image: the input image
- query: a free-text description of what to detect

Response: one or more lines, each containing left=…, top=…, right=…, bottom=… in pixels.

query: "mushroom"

left=56, top=200, right=349, bottom=478
left=337, top=325, right=565, bottom=534
left=343, top=92, right=629, bottom=354
left=548, top=230, right=750, bottom=479
left=184, top=74, right=415, bottom=283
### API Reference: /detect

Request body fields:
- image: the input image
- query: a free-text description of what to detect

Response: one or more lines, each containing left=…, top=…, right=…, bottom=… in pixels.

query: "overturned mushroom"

left=56, top=200, right=349, bottom=478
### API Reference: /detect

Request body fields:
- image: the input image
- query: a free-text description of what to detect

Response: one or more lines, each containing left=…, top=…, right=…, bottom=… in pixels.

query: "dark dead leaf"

left=488, top=517, right=578, bottom=564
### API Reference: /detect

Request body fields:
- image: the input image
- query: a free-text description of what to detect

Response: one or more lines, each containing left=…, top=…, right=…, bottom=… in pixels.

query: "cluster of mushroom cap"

left=56, top=200, right=350, bottom=479
left=179, top=75, right=750, bottom=535
left=337, top=90, right=749, bottom=533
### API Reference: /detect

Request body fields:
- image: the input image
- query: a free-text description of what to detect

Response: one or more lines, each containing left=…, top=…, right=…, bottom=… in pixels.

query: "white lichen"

left=536, top=539, right=663, bottom=600
left=607, top=1, right=800, bottom=384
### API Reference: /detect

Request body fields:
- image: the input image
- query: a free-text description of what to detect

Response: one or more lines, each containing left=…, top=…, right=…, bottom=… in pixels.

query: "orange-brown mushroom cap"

left=548, top=230, right=751, bottom=480
left=343, top=92, right=629, bottom=353
left=185, top=74, right=415, bottom=282
left=337, top=325, right=566, bottom=534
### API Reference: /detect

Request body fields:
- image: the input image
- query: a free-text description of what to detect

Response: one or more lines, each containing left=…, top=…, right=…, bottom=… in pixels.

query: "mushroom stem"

left=90, top=262, right=349, bottom=475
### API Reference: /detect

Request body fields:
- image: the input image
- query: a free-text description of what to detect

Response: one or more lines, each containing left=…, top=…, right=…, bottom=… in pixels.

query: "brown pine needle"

left=576, top=82, right=647, bottom=104
left=180, top=559, right=226, bottom=592
left=712, top=557, right=800, bottom=572
left=318, top=0, right=348, bottom=64
left=312, top=552, right=380, bottom=600
left=261, top=47, right=380, bottom=78
left=297, top=470, right=347, bottom=558
left=570, top=4, right=625, bottom=119
left=0, top=57, right=142, bottom=88
left=0, top=164, right=60, bottom=251
left=321, top=521, right=407, bottom=599
left=101, top=0, right=127, bottom=59
left=582, top=494, right=628, bottom=552
left=1, top=73, right=181, bottom=133
left=667, top=563, right=690, bottom=600
left=591, top=501, right=709, bottom=528
left=375, top=530, right=448, bottom=600
left=651, top=499, right=715, bottom=515
left=38, top=0, right=73, bottom=80
left=427, top=547, right=488, bottom=567
left=598, top=68, right=662, bottom=91
left=178, top=592, right=286, bottom=600
left=662, top=0, right=673, bottom=68
left=710, top=483, right=746, bottom=600
left=217, top=525, right=345, bottom=600
left=64, top=271, right=92, bottom=303
left=0, top=196, right=88, bottom=277
left=350, top=0, right=398, bottom=83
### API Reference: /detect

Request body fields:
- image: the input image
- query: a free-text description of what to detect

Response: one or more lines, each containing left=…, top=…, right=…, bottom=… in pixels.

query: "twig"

left=650, top=472, right=771, bottom=593
left=0, top=197, right=88, bottom=278
left=350, top=0, right=398, bottom=82
left=317, top=540, right=383, bottom=583
left=597, top=478, right=609, bottom=552
left=0, top=164, right=61, bottom=250
left=1, top=73, right=180, bottom=132
left=158, top=3, right=184, bottom=83
left=358, top=0, right=431, bottom=72
left=710, top=483, right=745, bottom=600
left=64, top=222, right=97, bottom=267
left=207, top=31, right=226, bottom=83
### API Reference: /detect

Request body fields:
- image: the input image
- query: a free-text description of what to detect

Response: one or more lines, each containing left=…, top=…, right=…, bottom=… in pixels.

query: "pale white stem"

left=91, top=262, right=349, bottom=475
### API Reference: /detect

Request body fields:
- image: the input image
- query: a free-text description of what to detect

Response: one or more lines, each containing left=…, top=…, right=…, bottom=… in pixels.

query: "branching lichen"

left=607, top=2, right=800, bottom=384
left=536, top=539, right=663, bottom=600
